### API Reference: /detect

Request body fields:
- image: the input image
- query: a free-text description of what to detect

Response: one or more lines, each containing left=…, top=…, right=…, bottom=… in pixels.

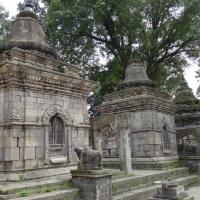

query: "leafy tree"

left=36, top=0, right=200, bottom=110
left=0, top=4, right=10, bottom=45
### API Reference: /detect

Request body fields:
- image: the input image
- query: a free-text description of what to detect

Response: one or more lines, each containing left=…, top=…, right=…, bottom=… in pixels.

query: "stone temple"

left=92, top=59, right=179, bottom=169
left=0, top=2, right=199, bottom=200
left=0, top=2, right=95, bottom=172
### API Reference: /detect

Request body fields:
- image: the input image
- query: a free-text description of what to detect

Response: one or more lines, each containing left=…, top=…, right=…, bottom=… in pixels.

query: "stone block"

left=24, top=147, right=36, bottom=160
left=37, top=98, right=44, bottom=104
left=4, top=137, right=18, bottom=147
left=4, top=147, right=20, bottom=161
left=0, top=148, right=3, bottom=160
left=15, top=95, right=22, bottom=102
left=11, top=129, right=24, bottom=138
left=12, top=160, right=24, bottom=170
left=24, top=159, right=38, bottom=169
left=19, top=147, right=24, bottom=159
left=26, top=109, right=38, bottom=120
left=19, top=138, right=25, bottom=147
left=35, top=147, right=44, bottom=159
left=25, top=137, right=43, bottom=147
left=72, top=170, right=112, bottom=200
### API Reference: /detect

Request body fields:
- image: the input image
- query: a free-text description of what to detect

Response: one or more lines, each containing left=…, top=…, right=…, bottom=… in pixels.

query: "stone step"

left=112, top=167, right=189, bottom=195
left=113, top=175, right=200, bottom=200
left=9, top=188, right=80, bottom=200
left=0, top=174, right=71, bottom=196
left=0, top=165, right=76, bottom=182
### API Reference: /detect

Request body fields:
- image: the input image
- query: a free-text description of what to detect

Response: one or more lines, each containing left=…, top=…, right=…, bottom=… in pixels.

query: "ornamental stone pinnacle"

left=175, top=75, right=199, bottom=105
left=0, top=0, right=56, bottom=57
left=123, top=59, right=153, bottom=86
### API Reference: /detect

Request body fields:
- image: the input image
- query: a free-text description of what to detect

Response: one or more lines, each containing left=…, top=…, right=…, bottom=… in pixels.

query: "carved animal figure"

left=74, top=147, right=103, bottom=170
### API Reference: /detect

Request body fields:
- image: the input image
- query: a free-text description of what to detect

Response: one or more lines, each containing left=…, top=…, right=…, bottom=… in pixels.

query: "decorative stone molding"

left=9, top=108, right=22, bottom=121
left=97, top=97, right=175, bottom=115
left=41, top=104, right=73, bottom=126
left=0, top=71, right=91, bottom=95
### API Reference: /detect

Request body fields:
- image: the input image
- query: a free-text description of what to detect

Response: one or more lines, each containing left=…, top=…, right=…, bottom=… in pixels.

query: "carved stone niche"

left=177, top=134, right=198, bottom=156
left=101, top=125, right=119, bottom=158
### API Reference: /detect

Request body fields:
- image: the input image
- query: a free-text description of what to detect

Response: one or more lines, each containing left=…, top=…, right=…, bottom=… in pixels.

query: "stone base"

left=180, top=156, right=200, bottom=173
left=0, top=164, right=77, bottom=182
left=133, top=156, right=180, bottom=169
left=71, top=169, right=112, bottom=200
left=103, top=156, right=180, bottom=169
left=148, top=197, right=194, bottom=200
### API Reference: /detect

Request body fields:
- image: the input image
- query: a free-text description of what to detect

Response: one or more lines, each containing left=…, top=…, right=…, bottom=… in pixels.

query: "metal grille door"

left=49, top=116, right=64, bottom=145
left=48, top=115, right=66, bottom=157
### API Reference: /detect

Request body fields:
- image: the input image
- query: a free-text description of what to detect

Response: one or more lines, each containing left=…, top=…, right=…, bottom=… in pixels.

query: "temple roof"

left=0, top=0, right=56, bottom=57
left=175, top=76, right=199, bottom=105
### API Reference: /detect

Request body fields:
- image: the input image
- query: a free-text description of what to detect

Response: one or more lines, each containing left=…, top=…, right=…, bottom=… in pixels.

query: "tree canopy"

left=1, top=0, right=198, bottom=99
left=0, top=4, right=10, bottom=45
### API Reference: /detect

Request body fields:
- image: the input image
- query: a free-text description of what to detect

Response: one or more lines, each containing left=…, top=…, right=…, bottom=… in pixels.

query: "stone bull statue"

left=74, top=147, right=103, bottom=170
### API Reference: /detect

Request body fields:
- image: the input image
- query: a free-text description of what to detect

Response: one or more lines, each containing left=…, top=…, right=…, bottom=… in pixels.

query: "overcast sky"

left=0, top=0, right=199, bottom=94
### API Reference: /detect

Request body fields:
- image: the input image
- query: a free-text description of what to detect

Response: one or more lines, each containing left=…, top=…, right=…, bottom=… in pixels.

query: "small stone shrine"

left=148, top=181, right=193, bottom=200
left=0, top=1, right=95, bottom=172
left=92, top=59, right=178, bottom=169
left=175, top=76, right=200, bottom=171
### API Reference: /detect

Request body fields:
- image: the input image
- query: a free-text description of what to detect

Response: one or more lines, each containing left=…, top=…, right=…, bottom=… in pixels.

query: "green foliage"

left=44, top=0, right=200, bottom=96
left=0, top=4, right=10, bottom=45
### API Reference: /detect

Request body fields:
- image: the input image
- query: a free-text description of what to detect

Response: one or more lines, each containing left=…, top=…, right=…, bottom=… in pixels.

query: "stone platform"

left=103, top=156, right=180, bottom=170
left=0, top=165, right=77, bottom=182
left=0, top=167, right=198, bottom=200
left=0, top=168, right=200, bottom=200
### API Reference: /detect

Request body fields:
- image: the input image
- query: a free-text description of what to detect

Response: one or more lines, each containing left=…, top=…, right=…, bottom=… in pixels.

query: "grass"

left=11, top=181, right=76, bottom=198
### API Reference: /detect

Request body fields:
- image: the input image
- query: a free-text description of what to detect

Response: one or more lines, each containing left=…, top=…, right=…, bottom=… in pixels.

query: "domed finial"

left=123, top=59, right=153, bottom=86
left=24, top=0, right=34, bottom=11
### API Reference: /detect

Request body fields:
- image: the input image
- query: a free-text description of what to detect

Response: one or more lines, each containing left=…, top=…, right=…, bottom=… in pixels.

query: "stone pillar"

left=44, top=126, right=49, bottom=162
left=119, top=127, right=132, bottom=173
left=71, top=169, right=112, bottom=200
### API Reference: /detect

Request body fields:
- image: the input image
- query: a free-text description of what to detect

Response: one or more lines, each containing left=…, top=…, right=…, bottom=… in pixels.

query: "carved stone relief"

left=177, top=134, right=198, bottom=155
left=101, top=124, right=119, bottom=158
left=9, top=108, right=22, bottom=121
left=41, top=104, right=73, bottom=125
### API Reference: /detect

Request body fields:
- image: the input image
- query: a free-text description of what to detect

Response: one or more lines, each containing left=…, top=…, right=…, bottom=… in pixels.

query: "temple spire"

left=0, top=0, right=56, bottom=57
left=175, top=75, right=199, bottom=104
left=24, top=0, right=35, bottom=10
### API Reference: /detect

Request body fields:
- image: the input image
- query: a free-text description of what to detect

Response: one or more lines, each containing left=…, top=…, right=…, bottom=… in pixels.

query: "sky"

left=0, top=0, right=199, bottom=95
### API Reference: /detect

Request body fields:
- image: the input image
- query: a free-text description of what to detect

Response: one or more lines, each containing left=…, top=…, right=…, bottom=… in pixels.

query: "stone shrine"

left=92, top=59, right=179, bottom=168
left=175, top=77, right=200, bottom=172
left=149, top=181, right=193, bottom=200
left=0, top=2, right=95, bottom=172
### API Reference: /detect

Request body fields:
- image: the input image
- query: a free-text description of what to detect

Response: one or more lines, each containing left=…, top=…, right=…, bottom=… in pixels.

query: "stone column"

left=119, top=127, right=133, bottom=173
left=44, top=126, right=49, bottom=162
left=71, top=169, right=112, bottom=200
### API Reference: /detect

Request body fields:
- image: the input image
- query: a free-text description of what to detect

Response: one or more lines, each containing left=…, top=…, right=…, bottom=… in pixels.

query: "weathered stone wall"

left=0, top=48, right=93, bottom=171
left=93, top=109, right=177, bottom=159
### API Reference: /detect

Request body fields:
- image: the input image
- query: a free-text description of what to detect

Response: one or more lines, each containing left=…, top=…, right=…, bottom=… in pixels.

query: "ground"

left=187, top=186, right=200, bottom=200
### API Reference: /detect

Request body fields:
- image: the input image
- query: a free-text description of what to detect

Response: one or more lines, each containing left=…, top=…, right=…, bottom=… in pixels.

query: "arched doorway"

left=48, top=115, right=65, bottom=157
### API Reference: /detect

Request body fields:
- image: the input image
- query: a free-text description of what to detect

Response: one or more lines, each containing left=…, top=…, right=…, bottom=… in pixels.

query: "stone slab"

left=0, top=175, right=71, bottom=194
left=10, top=189, right=80, bottom=200
left=0, top=165, right=76, bottom=182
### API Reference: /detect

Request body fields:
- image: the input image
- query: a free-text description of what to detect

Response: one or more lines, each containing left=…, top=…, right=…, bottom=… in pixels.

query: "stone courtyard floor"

left=187, top=186, right=200, bottom=200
